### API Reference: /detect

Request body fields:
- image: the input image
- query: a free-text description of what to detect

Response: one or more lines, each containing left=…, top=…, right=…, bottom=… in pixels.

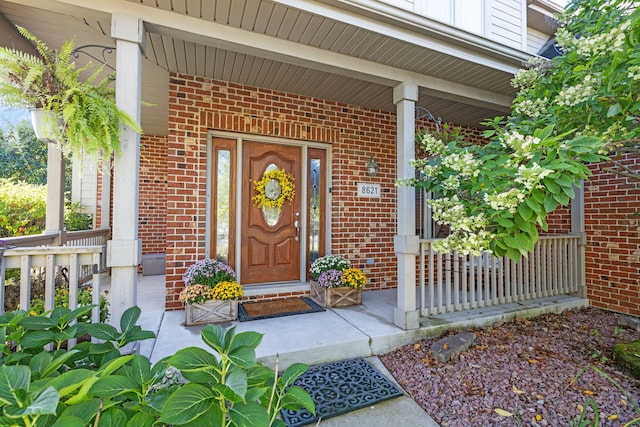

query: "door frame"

left=206, top=131, right=332, bottom=284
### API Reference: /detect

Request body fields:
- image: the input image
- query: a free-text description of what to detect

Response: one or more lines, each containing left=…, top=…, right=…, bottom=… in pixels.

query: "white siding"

left=377, top=0, right=531, bottom=51
left=378, top=0, right=415, bottom=10
left=71, top=155, right=98, bottom=218
left=486, top=0, right=526, bottom=50
left=424, top=0, right=453, bottom=23
left=527, top=28, right=549, bottom=55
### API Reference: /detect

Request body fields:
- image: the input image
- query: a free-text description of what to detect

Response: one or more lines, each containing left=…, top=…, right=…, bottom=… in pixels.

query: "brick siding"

left=162, top=74, right=483, bottom=309
left=585, top=154, right=640, bottom=316
left=139, top=135, right=168, bottom=255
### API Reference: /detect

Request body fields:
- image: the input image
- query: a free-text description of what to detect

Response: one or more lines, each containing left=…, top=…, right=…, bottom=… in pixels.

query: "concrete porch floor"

left=127, top=274, right=589, bottom=426
left=131, top=274, right=589, bottom=367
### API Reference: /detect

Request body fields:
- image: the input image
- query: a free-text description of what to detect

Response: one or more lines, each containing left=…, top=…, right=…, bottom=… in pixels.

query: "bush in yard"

left=0, top=178, right=46, bottom=237
left=399, top=0, right=639, bottom=260
left=64, top=201, right=93, bottom=231
left=0, top=122, right=47, bottom=186
left=0, top=179, right=92, bottom=237
left=28, top=285, right=110, bottom=323
left=0, top=306, right=315, bottom=426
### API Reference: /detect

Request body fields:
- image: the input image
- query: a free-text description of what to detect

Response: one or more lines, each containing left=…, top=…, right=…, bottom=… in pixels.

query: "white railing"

left=418, top=235, right=582, bottom=316
left=2, top=228, right=110, bottom=284
left=0, top=246, right=105, bottom=330
left=1, top=228, right=110, bottom=249
left=63, top=228, right=110, bottom=283
left=63, top=228, right=110, bottom=248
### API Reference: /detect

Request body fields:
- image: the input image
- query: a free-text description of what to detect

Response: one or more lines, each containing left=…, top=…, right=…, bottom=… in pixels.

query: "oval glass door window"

left=262, top=163, right=282, bottom=226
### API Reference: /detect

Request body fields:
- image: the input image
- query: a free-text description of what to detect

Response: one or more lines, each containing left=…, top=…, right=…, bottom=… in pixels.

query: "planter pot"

left=310, top=280, right=362, bottom=308
left=185, top=300, right=238, bottom=326
left=30, top=108, right=63, bottom=142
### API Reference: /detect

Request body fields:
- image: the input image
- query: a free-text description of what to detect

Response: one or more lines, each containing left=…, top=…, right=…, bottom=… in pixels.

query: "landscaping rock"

left=430, top=331, right=475, bottom=362
left=614, top=339, right=640, bottom=380
left=619, top=315, right=640, bottom=332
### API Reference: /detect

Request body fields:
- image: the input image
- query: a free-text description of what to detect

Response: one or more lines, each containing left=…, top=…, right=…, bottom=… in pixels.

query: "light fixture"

left=365, top=157, right=379, bottom=177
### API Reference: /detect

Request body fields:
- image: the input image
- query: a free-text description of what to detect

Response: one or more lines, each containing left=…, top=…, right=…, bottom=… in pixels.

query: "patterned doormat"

left=238, top=297, right=325, bottom=321
left=281, top=357, right=403, bottom=426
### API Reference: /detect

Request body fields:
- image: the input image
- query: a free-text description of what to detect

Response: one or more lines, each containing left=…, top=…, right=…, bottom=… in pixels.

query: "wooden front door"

left=241, top=141, right=302, bottom=284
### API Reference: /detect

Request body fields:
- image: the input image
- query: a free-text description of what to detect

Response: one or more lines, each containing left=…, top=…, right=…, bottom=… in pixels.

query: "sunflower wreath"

left=252, top=168, right=295, bottom=209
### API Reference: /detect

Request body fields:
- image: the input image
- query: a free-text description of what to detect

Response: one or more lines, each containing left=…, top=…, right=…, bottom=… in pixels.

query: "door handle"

left=294, top=220, right=300, bottom=241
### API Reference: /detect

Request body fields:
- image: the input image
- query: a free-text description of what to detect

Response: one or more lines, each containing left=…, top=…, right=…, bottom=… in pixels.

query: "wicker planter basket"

left=185, top=300, right=238, bottom=326
left=310, top=280, right=362, bottom=308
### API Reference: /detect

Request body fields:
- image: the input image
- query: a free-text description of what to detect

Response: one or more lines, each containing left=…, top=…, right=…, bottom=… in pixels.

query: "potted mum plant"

left=179, top=258, right=244, bottom=325
left=309, top=255, right=367, bottom=308
left=0, top=26, right=142, bottom=157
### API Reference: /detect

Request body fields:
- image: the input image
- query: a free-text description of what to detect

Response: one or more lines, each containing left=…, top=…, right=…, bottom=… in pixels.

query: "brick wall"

left=162, top=74, right=486, bottom=309
left=164, top=75, right=398, bottom=309
left=584, top=154, right=640, bottom=316
left=139, top=135, right=168, bottom=255
left=95, top=135, right=168, bottom=258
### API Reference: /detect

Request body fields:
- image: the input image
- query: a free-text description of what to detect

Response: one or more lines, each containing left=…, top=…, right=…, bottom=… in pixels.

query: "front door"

left=241, top=141, right=302, bottom=284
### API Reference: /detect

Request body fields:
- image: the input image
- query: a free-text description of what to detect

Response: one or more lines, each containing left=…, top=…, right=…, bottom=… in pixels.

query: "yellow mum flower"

left=342, top=268, right=367, bottom=289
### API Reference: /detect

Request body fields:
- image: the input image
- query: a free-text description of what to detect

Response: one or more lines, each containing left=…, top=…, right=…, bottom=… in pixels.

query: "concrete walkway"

left=130, top=274, right=589, bottom=426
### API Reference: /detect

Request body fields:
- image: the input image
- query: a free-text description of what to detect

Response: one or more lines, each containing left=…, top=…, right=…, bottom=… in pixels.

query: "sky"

left=0, top=106, right=30, bottom=132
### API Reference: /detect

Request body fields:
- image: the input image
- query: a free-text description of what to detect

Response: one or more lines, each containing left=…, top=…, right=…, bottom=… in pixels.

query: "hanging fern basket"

left=30, top=109, right=62, bottom=143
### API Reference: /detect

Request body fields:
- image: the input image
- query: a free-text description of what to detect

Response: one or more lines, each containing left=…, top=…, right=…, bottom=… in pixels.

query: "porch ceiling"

left=0, top=0, right=523, bottom=135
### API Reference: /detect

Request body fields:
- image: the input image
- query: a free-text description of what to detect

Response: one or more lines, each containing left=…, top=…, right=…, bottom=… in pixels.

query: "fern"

left=0, top=26, right=142, bottom=157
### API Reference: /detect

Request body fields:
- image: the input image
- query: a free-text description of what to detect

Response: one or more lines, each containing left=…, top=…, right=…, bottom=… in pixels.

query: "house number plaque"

left=356, top=182, right=381, bottom=198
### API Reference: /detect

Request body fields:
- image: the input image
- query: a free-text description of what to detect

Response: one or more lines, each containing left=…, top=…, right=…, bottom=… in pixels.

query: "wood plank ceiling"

left=0, top=0, right=523, bottom=135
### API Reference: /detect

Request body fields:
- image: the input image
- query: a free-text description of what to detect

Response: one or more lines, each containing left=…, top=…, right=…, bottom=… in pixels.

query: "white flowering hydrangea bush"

left=402, top=126, right=605, bottom=260
left=400, top=0, right=639, bottom=261
left=509, top=0, right=640, bottom=148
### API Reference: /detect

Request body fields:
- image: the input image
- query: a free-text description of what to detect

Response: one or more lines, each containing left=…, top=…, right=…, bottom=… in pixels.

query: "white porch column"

left=393, top=82, right=420, bottom=330
left=571, top=182, right=587, bottom=298
left=44, top=144, right=65, bottom=244
left=107, top=14, right=144, bottom=326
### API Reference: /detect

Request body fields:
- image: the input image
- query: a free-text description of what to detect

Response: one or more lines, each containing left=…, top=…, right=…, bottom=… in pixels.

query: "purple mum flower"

left=317, top=269, right=344, bottom=288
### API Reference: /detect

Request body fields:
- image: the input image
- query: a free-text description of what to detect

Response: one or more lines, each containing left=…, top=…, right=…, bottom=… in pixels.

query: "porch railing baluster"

left=437, top=251, right=443, bottom=314
left=402, top=235, right=580, bottom=316
left=453, top=253, right=460, bottom=311
left=19, top=255, right=32, bottom=311
left=1, top=247, right=105, bottom=330
left=461, top=254, right=469, bottom=310
left=428, top=244, right=435, bottom=315
left=469, top=255, right=477, bottom=309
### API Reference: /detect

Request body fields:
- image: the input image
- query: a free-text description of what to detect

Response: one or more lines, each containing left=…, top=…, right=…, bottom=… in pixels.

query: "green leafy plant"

left=590, top=350, right=608, bottom=364
left=0, top=26, right=142, bottom=157
left=398, top=0, right=639, bottom=260
left=64, top=201, right=93, bottom=231
left=163, top=325, right=315, bottom=426
left=29, top=285, right=109, bottom=323
left=0, top=178, right=46, bottom=237
left=0, top=179, right=93, bottom=238
left=0, top=306, right=163, bottom=426
left=0, top=306, right=314, bottom=426
left=0, top=123, right=47, bottom=185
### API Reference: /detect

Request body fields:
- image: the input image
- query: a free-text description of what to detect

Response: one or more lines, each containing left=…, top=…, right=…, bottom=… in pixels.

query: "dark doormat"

left=281, top=357, right=403, bottom=426
left=238, top=297, right=325, bottom=321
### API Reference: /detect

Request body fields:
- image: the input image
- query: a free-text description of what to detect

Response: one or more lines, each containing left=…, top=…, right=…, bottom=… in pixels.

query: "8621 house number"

left=356, top=182, right=381, bottom=198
